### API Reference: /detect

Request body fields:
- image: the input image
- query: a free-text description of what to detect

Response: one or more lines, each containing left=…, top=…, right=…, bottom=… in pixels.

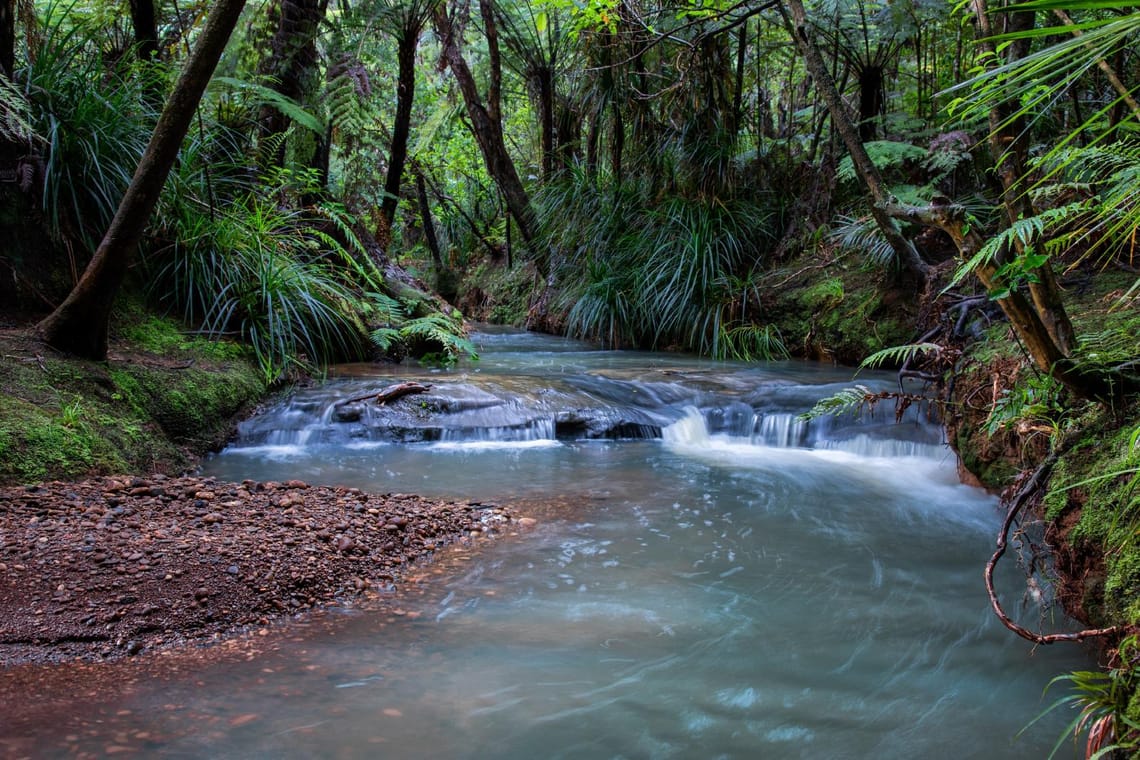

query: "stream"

left=15, top=329, right=1093, bottom=757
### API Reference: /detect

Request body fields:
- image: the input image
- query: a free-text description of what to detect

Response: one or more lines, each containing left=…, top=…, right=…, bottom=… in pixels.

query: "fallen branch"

left=337, top=382, right=432, bottom=407
left=985, top=454, right=1125, bottom=645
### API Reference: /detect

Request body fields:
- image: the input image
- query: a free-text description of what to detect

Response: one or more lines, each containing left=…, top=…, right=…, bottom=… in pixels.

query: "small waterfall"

left=752, top=413, right=810, bottom=448
left=439, top=417, right=556, bottom=443
left=663, top=407, right=946, bottom=461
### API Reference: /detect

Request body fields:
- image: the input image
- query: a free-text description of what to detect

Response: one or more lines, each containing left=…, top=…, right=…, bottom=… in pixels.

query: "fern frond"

left=837, top=141, right=928, bottom=183
left=947, top=201, right=1091, bottom=290
left=212, top=76, right=326, bottom=134
left=859, top=342, right=942, bottom=371
left=798, top=385, right=878, bottom=421
left=0, top=73, right=41, bottom=143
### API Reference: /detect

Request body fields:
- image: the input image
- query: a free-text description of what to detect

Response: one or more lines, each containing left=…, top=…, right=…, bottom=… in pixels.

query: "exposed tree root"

left=985, top=454, right=1125, bottom=645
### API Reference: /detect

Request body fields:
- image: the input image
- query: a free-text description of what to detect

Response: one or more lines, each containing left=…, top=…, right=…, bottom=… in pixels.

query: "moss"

left=0, top=313, right=267, bottom=486
left=1044, top=406, right=1140, bottom=625
left=763, top=261, right=917, bottom=365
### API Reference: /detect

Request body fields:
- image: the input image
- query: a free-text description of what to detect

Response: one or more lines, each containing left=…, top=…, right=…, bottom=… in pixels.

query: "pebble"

left=0, top=474, right=514, bottom=667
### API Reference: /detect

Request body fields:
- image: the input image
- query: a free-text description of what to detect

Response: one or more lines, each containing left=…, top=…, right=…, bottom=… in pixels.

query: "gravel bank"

left=0, top=475, right=519, bottom=666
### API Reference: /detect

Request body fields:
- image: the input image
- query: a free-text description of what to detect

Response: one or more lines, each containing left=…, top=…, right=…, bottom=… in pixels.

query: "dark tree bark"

left=37, top=0, right=248, bottom=359
left=257, top=0, right=328, bottom=170
left=780, top=0, right=930, bottom=281
left=433, top=1, right=540, bottom=264
left=414, top=168, right=443, bottom=273
left=129, top=0, right=160, bottom=62
left=380, top=19, right=421, bottom=228
left=0, top=0, right=14, bottom=78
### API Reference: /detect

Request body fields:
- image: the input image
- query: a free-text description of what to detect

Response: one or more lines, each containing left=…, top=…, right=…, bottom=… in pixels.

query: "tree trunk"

left=780, top=0, right=929, bottom=281
left=882, top=199, right=1135, bottom=403
left=257, top=0, right=327, bottom=170
left=414, top=168, right=443, bottom=273
left=380, top=21, right=420, bottom=227
left=129, top=0, right=160, bottom=62
left=1, top=0, right=15, bottom=78
left=971, top=0, right=1075, bottom=353
left=433, top=2, right=539, bottom=263
left=37, top=0, right=248, bottom=359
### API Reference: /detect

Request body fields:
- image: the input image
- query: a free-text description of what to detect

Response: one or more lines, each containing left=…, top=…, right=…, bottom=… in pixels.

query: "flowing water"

left=15, top=329, right=1093, bottom=757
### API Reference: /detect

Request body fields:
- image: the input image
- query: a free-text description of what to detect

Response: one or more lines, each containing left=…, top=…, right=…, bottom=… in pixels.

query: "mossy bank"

left=0, top=308, right=267, bottom=486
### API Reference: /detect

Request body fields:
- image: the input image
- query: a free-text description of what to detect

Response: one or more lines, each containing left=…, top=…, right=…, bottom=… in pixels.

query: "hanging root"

left=985, top=453, right=1125, bottom=645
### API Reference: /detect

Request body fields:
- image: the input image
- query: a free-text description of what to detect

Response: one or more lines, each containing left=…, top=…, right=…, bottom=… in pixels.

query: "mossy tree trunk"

left=37, top=0, right=248, bottom=359
left=257, top=0, right=328, bottom=172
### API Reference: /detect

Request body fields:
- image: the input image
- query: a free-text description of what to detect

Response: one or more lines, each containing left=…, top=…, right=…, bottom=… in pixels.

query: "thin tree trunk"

left=731, top=21, right=747, bottom=144
left=433, top=2, right=539, bottom=261
left=381, top=21, right=420, bottom=228
left=780, top=0, right=929, bottom=281
left=414, top=168, right=443, bottom=273
left=38, top=0, right=248, bottom=359
left=0, top=0, right=13, bottom=78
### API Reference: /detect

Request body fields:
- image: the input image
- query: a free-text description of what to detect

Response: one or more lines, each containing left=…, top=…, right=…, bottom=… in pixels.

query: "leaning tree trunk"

left=780, top=0, right=929, bottom=281
left=38, top=0, right=248, bottom=359
left=433, top=0, right=540, bottom=264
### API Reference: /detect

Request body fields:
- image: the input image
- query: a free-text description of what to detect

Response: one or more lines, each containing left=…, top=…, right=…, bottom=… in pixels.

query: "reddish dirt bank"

left=0, top=475, right=520, bottom=666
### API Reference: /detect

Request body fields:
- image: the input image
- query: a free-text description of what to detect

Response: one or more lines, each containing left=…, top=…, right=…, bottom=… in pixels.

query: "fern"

left=946, top=201, right=1091, bottom=290
left=399, top=313, right=478, bottom=365
left=212, top=76, right=326, bottom=135
left=837, top=141, right=928, bottom=183
left=859, top=342, right=942, bottom=371
left=798, top=385, right=878, bottom=421
left=0, top=73, right=39, bottom=143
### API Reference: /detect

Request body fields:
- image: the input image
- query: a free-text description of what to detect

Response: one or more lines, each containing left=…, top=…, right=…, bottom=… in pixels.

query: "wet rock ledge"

left=0, top=475, right=517, bottom=666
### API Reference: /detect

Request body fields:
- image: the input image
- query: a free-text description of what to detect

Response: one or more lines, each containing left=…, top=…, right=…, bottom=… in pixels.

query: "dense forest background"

left=2, top=0, right=1140, bottom=753
left=2, top=0, right=1135, bottom=381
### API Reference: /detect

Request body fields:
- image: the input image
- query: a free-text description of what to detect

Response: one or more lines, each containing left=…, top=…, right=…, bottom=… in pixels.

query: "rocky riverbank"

left=0, top=474, right=523, bottom=666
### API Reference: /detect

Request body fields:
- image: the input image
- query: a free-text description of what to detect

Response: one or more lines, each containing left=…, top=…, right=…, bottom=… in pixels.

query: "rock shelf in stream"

left=0, top=475, right=519, bottom=666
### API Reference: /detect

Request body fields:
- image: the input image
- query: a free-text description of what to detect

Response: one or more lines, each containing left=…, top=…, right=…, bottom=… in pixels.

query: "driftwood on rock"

left=338, top=381, right=431, bottom=407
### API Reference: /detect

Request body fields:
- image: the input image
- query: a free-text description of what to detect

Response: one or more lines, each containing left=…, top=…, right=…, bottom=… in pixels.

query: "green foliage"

left=798, top=384, right=877, bottom=421
left=20, top=1, right=155, bottom=249
left=984, top=373, right=1068, bottom=441
left=836, top=140, right=928, bottom=183
left=544, top=170, right=776, bottom=355
left=716, top=324, right=789, bottom=362
left=859, top=342, right=942, bottom=371
left=1025, top=658, right=1140, bottom=759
